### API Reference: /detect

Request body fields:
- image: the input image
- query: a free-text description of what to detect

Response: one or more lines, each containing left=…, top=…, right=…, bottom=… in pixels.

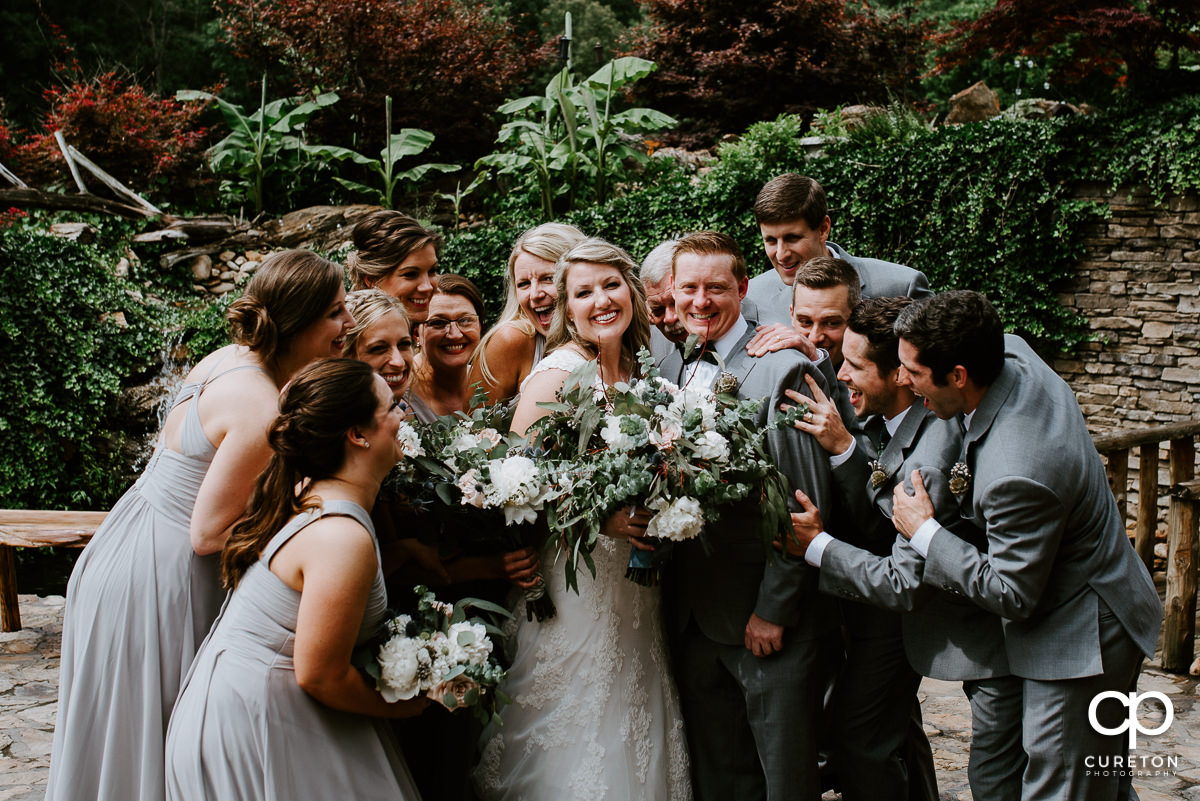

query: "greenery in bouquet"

left=357, top=586, right=512, bottom=726
left=384, top=396, right=560, bottom=621
left=532, top=347, right=806, bottom=590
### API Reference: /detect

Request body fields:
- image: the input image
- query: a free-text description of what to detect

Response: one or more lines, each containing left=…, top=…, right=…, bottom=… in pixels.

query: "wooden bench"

left=0, top=510, right=106, bottom=632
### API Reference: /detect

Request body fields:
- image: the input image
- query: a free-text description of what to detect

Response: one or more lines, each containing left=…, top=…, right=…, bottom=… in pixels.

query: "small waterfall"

left=126, top=330, right=193, bottom=473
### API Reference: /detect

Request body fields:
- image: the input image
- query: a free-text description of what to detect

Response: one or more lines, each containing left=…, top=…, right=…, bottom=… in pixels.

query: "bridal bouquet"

left=532, top=348, right=806, bottom=589
left=385, top=397, right=561, bottom=621
left=362, top=586, right=512, bottom=725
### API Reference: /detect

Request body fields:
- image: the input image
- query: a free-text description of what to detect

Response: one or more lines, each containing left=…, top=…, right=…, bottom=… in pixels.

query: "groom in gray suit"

left=784, top=296, right=1024, bottom=801
left=892, top=291, right=1162, bottom=801
left=660, top=230, right=837, bottom=801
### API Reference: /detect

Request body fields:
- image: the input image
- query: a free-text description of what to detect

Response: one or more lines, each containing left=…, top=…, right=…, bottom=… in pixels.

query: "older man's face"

left=644, top=274, right=687, bottom=344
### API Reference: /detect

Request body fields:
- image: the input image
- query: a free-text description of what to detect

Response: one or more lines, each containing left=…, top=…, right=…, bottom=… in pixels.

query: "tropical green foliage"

left=476, top=57, right=677, bottom=220
left=177, top=78, right=340, bottom=215
left=303, top=97, right=459, bottom=209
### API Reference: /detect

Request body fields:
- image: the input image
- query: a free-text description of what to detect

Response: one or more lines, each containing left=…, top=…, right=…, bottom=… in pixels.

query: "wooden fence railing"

left=1093, top=420, right=1200, bottom=673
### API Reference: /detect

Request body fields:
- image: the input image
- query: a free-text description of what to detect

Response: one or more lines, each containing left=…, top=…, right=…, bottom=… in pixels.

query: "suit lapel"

left=867, top=404, right=930, bottom=505
left=715, top=325, right=760, bottom=391
left=955, top=358, right=1018, bottom=518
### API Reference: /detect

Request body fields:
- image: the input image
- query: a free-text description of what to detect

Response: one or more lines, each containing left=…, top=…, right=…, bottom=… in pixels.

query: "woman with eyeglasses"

left=405, top=273, right=485, bottom=422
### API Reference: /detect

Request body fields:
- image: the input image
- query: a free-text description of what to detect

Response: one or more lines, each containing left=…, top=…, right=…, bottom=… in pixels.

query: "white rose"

left=649, top=421, right=683, bottom=450
left=646, top=496, right=705, bottom=542
left=476, top=427, right=502, bottom=449
left=692, top=430, right=729, bottom=463
left=487, top=455, right=541, bottom=507
left=600, top=414, right=642, bottom=452
left=377, top=635, right=430, bottom=702
left=446, top=621, right=493, bottom=666
left=449, top=427, right=478, bottom=453
left=665, top=388, right=717, bottom=431
left=395, top=422, right=425, bottom=458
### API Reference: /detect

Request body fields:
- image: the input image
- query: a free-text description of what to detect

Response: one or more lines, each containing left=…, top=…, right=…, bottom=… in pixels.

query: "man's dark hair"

left=894, top=290, right=1004, bottom=387
left=753, top=174, right=827, bottom=230
left=792, top=256, right=862, bottom=311
left=847, top=296, right=913, bottom=377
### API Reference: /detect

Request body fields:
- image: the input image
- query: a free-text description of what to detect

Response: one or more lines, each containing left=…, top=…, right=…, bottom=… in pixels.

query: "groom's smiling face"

left=673, top=252, right=748, bottom=344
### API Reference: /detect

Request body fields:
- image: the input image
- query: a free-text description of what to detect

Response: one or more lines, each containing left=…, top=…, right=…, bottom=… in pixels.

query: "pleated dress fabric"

left=45, top=366, right=240, bottom=801
left=164, top=500, right=421, bottom=801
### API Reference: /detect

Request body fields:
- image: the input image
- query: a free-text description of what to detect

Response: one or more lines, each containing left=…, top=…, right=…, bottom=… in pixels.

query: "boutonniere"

left=713, top=371, right=739, bottom=395
left=949, top=462, right=971, bottom=496
left=869, top=459, right=888, bottom=489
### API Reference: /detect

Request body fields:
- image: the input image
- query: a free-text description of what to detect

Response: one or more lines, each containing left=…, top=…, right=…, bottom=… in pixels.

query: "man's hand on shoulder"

left=776, top=490, right=823, bottom=559
left=783, top=373, right=854, bottom=456
left=893, top=470, right=935, bottom=539
left=745, top=323, right=818, bottom=360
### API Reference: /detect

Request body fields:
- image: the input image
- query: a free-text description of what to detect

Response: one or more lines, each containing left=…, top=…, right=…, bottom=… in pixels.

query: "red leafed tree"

left=12, top=72, right=213, bottom=200
left=934, top=0, right=1200, bottom=95
left=628, top=0, right=931, bottom=145
left=217, top=0, right=547, bottom=159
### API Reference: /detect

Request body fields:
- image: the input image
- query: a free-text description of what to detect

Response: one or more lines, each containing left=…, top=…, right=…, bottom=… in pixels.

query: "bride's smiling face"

left=564, top=262, right=632, bottom=347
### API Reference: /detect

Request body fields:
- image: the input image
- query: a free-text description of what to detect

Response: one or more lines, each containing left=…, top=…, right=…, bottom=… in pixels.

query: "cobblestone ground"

left=3, top=593, right=1199, bottom=801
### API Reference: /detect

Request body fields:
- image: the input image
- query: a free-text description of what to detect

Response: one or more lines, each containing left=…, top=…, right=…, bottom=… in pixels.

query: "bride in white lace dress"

left=474, top=239, right=692, bottom=801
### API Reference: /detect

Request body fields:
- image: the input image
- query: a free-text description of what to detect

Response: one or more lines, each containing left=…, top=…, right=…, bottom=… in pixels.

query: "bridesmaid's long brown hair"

left=221, top=358, right=379, bottom=589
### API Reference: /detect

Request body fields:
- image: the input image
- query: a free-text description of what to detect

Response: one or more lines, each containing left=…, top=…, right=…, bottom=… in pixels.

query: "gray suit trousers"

left=678, top=623, right=836, bottom=801
left=1020, top=603, right=1144, bottom=801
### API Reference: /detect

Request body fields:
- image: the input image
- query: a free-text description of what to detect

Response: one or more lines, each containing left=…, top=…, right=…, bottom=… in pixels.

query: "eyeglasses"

left=422, top=315, right=480, bottom=333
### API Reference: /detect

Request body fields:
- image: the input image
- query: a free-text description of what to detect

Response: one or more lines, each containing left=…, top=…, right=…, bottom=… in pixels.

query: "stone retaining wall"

left=1053, top=184, right=1200, bottom=434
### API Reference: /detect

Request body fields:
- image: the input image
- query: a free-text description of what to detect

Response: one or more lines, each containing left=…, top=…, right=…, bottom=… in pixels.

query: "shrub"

left=934, top=0, right=1200, bottom=99
left=14, top=72, right=215, bottom=206
left=0, top=229, right=178, bottom=509
left=628, top=0, right=931, bottom=145
left=448, top=98, right=1200, bottom=354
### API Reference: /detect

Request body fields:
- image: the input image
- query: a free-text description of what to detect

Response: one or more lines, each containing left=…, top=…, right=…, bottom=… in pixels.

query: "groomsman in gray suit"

left=743, top=174, right=931, bottom=357
left=783, top=296, right=1024, bottom=801
left=659, top=230, right=837, bottom=801
left=891, top=290, right=1162, bottom=801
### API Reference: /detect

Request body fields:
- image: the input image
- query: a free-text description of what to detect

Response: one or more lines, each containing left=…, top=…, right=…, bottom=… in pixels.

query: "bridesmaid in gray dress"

left=165, top=358, right=428, bottom=801
left=46, top=251, right=354, bottom=801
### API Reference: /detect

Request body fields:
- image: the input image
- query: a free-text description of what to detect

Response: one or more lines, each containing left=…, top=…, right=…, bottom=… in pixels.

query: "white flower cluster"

left=456, top=455, right=556, bottom=525
left=645, top=495, right=705, bottom=542
left=395, top=422, right=425, bottom=458
left=375, top=620, right=493, bottom=704
left=661, top=386, right=718, bottom=432
left=449, top=423, right=502, bottom=454
left=600, top=414, right=644, bottom=452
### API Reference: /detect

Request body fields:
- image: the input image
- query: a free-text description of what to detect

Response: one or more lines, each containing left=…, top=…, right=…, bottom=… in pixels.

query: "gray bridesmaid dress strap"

left=261, top=500, right=376, bottom=564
